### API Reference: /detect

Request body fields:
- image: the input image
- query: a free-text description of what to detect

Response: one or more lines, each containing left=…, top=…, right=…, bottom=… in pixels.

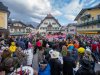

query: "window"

left=97, top=25, right=100, bottom=28
left=11, top=28, right=13, bottom=31
left=52, top=28, right=54, bottom=30
left=15, top=29, right=17, bottom=32
left=17, top=29, right=19, bottom=31
left=87, top=26, right=89, bottom=29
left=23, top=29, right=25, bottom=32
left=14, top=24, right=17, bottom=26
left=21, top=29, right=23, bottom=32
left=97, top=15, right=100, bottom=20
left=52, top=23, right=56, bottom=25
left=40, top=27, right=46, bottom=29
left=19, top=29, right=21, bottom=31
left=92, top=17, right=94, bottom=21
left=54, top=27, right=57, bottom=30
left=70, top=29, right=74, bottom=31
left=40, top=27, right=42, bottom=29
left=54, top=27, right=59, bottom=30
left=92, top=25, right=94, bottom=29
left=44, top=27, right=46, bottom=29
left=19, top=24, right=22, bottom=27
left=86, top=19, right=89, bottom=22
left=48, top=27, right=50, bottom=30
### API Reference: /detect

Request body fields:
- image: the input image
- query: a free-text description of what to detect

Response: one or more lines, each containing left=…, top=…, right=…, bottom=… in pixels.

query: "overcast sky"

left=0, top=0, right=100, bottom=25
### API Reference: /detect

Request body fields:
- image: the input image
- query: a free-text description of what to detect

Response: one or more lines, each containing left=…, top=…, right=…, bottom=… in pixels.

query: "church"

left=37, top=14, right=62, bottom=35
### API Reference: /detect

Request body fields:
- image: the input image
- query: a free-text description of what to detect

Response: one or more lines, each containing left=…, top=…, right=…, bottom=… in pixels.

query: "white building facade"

left=37, top=14, right=62, bottom=34
left=8, top=21, right=35, bottom=35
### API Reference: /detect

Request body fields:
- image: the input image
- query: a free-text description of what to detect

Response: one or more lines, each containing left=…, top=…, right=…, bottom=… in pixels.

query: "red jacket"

left=91, top=44, right=97, bottom=52
left=36, top=41, right=42, bottom=47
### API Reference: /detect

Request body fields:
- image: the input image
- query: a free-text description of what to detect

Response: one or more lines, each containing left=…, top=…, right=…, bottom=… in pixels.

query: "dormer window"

left=44, top=22, right=48, bottom=25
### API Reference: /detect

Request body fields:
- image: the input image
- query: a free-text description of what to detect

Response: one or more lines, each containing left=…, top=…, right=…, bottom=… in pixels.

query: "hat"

left=78, top=47, right=85, bottom=54
left=50, top=51, right=60, bottom=59
left=86, top=48, right=91, bottom=53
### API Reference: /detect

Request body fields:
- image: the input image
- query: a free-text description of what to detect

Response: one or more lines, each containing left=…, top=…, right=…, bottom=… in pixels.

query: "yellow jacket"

left=9, top=42, right=17, bottom=53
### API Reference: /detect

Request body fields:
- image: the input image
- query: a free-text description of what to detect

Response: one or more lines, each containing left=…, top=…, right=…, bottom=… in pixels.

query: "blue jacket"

left=38, top=64, right=51, bottom=75
left=68, top=46, right=74, bottom=51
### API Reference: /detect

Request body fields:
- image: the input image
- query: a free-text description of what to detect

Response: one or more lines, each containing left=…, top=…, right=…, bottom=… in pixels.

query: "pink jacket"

left=28, top=42, right=33, bottom=48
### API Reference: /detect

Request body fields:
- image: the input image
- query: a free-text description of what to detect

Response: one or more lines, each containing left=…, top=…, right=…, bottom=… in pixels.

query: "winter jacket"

left=68, top=44, right=74, bottom=51
left=7, top=38, right=14, bottom=46
left=91, top=44, right=97, bottom=52
left=36, top=41, right=42, bottom=47
left=9, top=42, right=17, bottom=53
left=74, top=43, right=79, bottom=49
left=38, top=64, right=51, bottom=75
left=75, top=59, right=96, bottom=75
left=75, top=66, right=95, bottom=75
left=43, top=48, right=52, bottom=61
left=49, top=58, right=63, bottom=75
left=61, top=50, right=67, bottom=56
left=42, top=40, right=47, bottom=47
left=63, top=56, right=76, bottom=75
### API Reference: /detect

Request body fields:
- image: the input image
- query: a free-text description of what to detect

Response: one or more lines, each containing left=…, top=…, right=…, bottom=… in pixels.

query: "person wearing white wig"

left=49, top=50, right=63, bottom=64
left=49, top=50, right=63, bottom=75
left=84, top=48, right=96, bottom=70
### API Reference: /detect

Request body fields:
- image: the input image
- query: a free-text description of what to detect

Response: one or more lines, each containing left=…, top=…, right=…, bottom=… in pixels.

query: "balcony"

left=77, top=19, right=100, bottom=27
left=80, top=14, right=91, bottom=21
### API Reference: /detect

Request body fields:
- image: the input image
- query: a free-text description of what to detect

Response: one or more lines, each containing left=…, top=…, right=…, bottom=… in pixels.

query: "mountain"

left=26, top=22, right=39, bottom=28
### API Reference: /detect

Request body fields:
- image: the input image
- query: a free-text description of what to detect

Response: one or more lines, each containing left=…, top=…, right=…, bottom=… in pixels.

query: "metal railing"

left=77, top=19, right=100, bottom=27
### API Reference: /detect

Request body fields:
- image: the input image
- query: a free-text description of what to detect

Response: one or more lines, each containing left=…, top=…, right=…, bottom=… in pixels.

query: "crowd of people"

left=0, top=34, right=100, bottom=75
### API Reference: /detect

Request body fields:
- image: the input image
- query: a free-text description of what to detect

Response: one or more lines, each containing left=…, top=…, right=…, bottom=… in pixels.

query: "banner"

left=46, top=34, right=66, bottom=41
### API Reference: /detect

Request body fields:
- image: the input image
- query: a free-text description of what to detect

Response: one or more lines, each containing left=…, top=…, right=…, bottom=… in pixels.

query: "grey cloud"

left=1, top=0, right=42, bottom=23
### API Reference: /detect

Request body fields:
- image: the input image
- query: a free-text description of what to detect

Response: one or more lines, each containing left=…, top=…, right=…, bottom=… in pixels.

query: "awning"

left=10, top=32, right=28, bottom=36
left=78, top=31, right=99, bottom=34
